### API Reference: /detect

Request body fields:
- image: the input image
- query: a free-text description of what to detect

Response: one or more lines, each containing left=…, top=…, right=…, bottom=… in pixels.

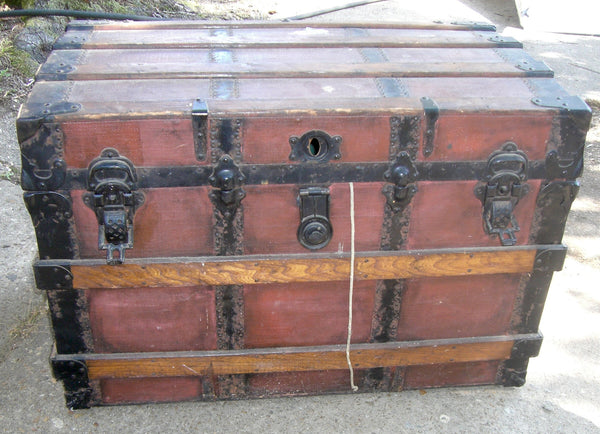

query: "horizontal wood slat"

left=57, top=334, right=540, bottom=379
left=38, top=61, right=551, bottom=81
left=67, top=20, right=498, bottom=31
left=55, top=28, right=520, bottom=50
left=33, top=246, right=564, bottom=290
left=23, top=80, right=555, bottom=121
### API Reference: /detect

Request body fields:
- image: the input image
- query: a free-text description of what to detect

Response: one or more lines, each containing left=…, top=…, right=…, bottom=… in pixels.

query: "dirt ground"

left=0, top=0, right=599, bottom=432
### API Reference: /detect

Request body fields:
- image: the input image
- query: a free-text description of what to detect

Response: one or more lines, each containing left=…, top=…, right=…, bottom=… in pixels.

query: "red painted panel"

left=423, top=114, right=552, bottom=162
left=407, top=180, right=541, bottom=249
left=403, top=361, right=500, bottom=389
left=248, top=370, right=365, bottom=396
left=243, top=182, right=386, bottom=255
left=101, top=377, right=203, bottom=404
left=71, top=187, right=214, bottom=259
left=244, top=280, right=376, bottom=348
left=88, top=286, right=217, bottom=352
left=396, top=274, right=522, bottom=341
left=241, top=116, right=390, bottom=164
left=62, top=118, right=198, bottom=168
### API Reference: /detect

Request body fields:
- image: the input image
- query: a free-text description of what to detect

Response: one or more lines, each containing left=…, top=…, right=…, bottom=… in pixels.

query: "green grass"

left=0, top=38, right=37, bottom=78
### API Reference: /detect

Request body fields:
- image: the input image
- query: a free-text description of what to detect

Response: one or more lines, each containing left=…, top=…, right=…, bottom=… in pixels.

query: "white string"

left=346, top=182, right=358, bottom=392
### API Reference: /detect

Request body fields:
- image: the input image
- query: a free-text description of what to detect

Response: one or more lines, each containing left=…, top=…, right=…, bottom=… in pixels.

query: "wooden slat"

left=20, top=95, right=553, bottom=124
left=56, top=246, right=544, bottom=289
left=58, top=28, right=518, bottom=50
left=38, top=61, right=548, bottom=81
left=39, top=46, right=517, bottom=81
left=74, top=334, right=535, bottom=379
left=67, top=20, right=497, bottom=32
left=21, top=76, right=558, bottom=123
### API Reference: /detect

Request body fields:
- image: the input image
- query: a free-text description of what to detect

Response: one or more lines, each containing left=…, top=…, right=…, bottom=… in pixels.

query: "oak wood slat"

left=40, top=61, right=544, bottom=81
left=60, top=28, right=514, bottom=50
left=63, top=246, right=540, bottom=289
left=65, top=334, right=540, bottom=379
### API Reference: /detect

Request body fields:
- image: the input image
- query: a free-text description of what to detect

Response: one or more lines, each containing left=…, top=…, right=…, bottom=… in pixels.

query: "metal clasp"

left=383, top=151, right=419, bottom=212
left=297, top=187, right=333, bottom=250
left=83, top=148, right=144, bottom=265
left=209, top=155, right=246, bottom=214
left=475, top=142, right=529, bottom=246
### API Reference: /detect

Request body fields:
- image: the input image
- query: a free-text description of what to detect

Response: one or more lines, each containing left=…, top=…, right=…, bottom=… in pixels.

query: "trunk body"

left=19, top=21, right=590, bottom=409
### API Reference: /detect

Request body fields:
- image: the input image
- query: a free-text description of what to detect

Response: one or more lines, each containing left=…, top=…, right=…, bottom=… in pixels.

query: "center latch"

left=475, top=142, right=530, bottom=246
left=83, top=148, right=144, bottom=265
left=208, top=155, right=246, bottom=214
left=297, top=187, right=333, bottom=250
left=383, top=151, right=419, bottom=212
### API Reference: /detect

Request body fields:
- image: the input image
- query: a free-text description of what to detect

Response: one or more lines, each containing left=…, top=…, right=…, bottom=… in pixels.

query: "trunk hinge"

left=83, top=148, right=144, bottom=265
left=192, top=98, right=208, bottom=161
left=475, top=142, right=530, bottom=246
left=420, top=97, right=439, bottom=158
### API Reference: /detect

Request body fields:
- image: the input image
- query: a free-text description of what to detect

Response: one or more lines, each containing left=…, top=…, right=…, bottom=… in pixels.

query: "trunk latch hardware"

left=209, top=155, right=246, bottom=213
left=383, top=151, right=419, bottom=212
left=289, top=130, right=342, bottom=163
left=475, top=142, right=529, bottom=246
left=83, top=148, right=144, bottom=265
left=298, top=187, right=333, bottom=250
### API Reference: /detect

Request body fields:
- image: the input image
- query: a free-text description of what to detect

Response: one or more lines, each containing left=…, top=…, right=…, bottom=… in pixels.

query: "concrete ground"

left=0, top=0, right=599, bottom=432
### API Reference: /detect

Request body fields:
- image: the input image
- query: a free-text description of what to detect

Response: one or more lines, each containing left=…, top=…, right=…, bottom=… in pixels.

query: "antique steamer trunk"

left=18, top=20, right=590, bottom=408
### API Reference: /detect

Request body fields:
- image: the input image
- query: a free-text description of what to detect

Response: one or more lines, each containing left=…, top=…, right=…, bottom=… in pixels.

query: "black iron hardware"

left=19, top=122, right=67, bottom=191
left=297, top=187, right=333, bottom=250
left=487, top=35, right=522, bottom=47
left=420, top=97, right=439, bottom=158
left=533, top=180, right=580, bottom=244
left=450, top=21, right=496, bottom=31
left=192, top=98, right=208, bottom=160
left=51, top=358, right=94, bottom=409
left=83, top=148, right=144, bottom=265
left=289, top=130, right=342, bottom=163
left=475, top=142, right=530, bottom=246
left=532, top=95, right=591, bottom=179
left=23, top=191, right=76, bottom=259
left=209, top=154, right=246, bottom=213
left=545, top=149, right=583, bottom=179
left=34, top=263, right=73, bottom=290
left=382, top=151, right=419, bottom=212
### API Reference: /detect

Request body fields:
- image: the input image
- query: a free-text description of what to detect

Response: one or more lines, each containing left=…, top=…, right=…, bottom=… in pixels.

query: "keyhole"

left=308, top=137, right=321, bottom=157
